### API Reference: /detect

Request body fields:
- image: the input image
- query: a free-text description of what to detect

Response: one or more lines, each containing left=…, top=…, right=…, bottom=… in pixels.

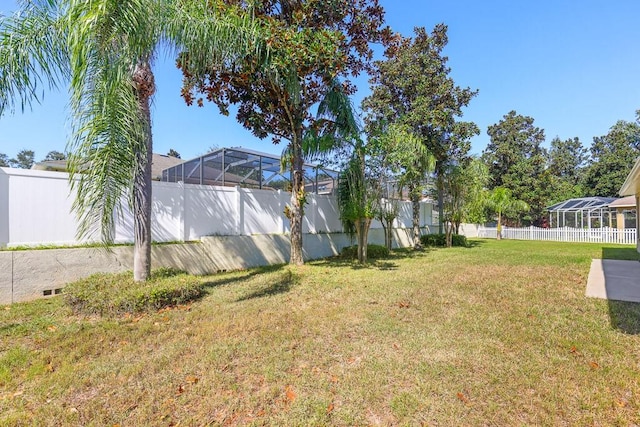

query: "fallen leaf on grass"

left=176, top=385, right=185, bottom=395
left=285, top=386, right=296, bottom=404
left=392, top=343, right=400, bottom=350
left=457, top=392, right=469, bottom=404
left=46, top=363, right=54, bottom=373
left=326, top=403, right=334, bottom=414
left=615, top=398, right=628, bottom=408
left=589, top=361, right=600, bottom=369
left=186, top=375, right=199, bottom=384
left=329, top=375, right=339, bottom=384
left=47, top=325, right=57, bottom=332
left=398, top=301, right=411, bottom=309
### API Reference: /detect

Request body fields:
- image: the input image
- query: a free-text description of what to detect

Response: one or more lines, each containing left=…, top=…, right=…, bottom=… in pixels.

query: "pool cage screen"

left=161, top=147, right=339, bottom=195
left=547, top=197, right=617, bottom=229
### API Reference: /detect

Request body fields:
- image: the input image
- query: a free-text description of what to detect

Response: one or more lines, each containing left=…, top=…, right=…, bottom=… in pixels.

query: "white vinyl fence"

left=478, top=225, right=637, bottom=245
left=0, top=167, right=436, bottom=248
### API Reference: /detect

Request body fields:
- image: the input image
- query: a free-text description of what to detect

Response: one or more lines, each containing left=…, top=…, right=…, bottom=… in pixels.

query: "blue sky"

left=1, top=0, right=640, bottom=162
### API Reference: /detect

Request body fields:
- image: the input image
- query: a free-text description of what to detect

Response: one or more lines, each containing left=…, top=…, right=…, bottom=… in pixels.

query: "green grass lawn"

left=1, top=239, right=639, bottom=425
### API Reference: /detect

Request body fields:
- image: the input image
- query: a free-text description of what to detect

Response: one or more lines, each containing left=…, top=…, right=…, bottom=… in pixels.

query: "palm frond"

left=0, top=0, right=68, bottom=116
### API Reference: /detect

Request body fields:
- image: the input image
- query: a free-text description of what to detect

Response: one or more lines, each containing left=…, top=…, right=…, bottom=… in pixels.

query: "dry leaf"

left=176, top=385, right=185, bottom=395
left=392, top=343, right=400, bottom=350
left=186, top=375, right=199, bottom=384
left=326, top=403, right=335, bottom=414
left=615, top=398, right=627, bottom=407
left=457, top=392, right=469, bottom=404
left=46, top=363, right=54, bottom=373
left=330, top=375, right=339, bottom=384
left=47, top=325, right=57, bottom=332
left=589, top=361, right=600, bottom=369
left=285, top=386, right=296, bottom=403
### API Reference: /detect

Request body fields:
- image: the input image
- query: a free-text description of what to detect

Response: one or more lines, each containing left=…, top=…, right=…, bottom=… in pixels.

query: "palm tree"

left=383, top=124, right=435, bottom=249
left=302, top=79, right=375, bottom=263
left=2, top=0, right=260, bottom=281
left=487, top=187, right=529, bottom=240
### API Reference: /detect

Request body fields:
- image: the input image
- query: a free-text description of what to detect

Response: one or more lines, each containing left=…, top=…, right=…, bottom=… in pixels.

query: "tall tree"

left=547, top=136, right=587, bottom=203
left=0, top=153, right=9, bottom=167
left=180, top=0, right=391, bottom=265
left=583, top=114, right=640, bottom=197
left=43, top=150, right=66, bottom=161
left=167, top=148, right=181, bottom=159
left=10, top=149, right=34, bottom=169
left=362, top=24, right=479, bottom=233
left=2, top=0, right=260, bottom=281
left=483, top=110, right=550, bottom=225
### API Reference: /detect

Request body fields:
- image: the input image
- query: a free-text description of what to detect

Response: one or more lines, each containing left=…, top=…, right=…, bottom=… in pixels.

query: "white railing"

left=478, top=226, right=637, bottom=245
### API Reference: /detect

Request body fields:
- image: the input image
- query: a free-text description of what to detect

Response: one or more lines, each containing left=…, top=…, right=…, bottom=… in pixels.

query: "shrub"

left=340, top=244, right=390, bottom=259
left=64, top=268, right=204, bottom=316
left=420, top=233, right=468, bottom=247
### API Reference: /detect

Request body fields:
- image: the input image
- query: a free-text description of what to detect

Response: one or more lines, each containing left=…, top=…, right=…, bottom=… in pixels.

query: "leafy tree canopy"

left=547, top=136, right=587, bottom=204
left=167, top=148, right=181, bottom=159
left=362, top=24, right=478, bottom=167
left=583, top=114, right=640, bottom=197
left=43, top=150, right=66, bottom=161
left=483, top=110, right=550, bottom=224
left=10, top=149, right=34, bottom=169
left=0, top=153, right=8, bottom=167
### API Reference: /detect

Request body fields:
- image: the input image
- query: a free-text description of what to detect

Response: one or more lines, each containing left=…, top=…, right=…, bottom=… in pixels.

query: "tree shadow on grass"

left=608, top=300, right=640, bottom=334
left=201, top=264, right=285, bottom=291
left=235, top=269, right=295, bottom=302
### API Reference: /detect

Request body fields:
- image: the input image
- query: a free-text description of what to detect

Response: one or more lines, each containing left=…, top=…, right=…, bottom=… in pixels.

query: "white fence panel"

left=479, top=225, right=637, bottom=245
left=0, top=167, right=438, bottom=248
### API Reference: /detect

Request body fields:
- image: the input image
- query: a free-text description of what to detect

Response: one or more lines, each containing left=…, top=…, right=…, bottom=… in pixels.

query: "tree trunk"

left=383, top=218, right=394, bottom=250
left=355, top=217, right=372, bottom=263
left=496, top=212, right=502, bottom=240
left=132, top=59, right=155, bottom=282
left=289, top=129, right=305, bottom=266
left=410, top=186, right=422, bottom=249
left=437, top=166, right=444, bottom=235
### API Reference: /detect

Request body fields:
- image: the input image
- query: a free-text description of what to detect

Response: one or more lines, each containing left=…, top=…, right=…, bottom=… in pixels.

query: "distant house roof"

left=609, top=195, right=636, bottom=209
left=31, top=153, right=183, bottom=181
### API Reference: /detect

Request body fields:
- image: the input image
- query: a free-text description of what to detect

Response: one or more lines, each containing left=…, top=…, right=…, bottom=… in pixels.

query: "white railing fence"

left=478, top=225, right=637, bottom=245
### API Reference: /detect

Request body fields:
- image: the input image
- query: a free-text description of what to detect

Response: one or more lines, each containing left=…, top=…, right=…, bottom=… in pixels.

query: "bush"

left=340, top=244, right=390, bottom=260
left=419, top=233, right=468, bottom=247
left=64, top=268, right=204, bottom=316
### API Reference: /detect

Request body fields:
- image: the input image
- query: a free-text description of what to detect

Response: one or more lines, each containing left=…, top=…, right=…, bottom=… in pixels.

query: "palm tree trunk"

left=132, top=59, right=155, bottom=281
left=496, top=211, right=502, bottom=241
left=289, top=129, right=304, bottom=266
left=356, top=217, right=372, bottom=263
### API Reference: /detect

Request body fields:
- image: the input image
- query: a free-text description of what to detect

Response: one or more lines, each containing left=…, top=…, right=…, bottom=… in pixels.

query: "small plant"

left=340, top=244, right=390, bottom=260
left=420, top=233, right=468, bottom=247
left=64, top=268, right=203, bottom=316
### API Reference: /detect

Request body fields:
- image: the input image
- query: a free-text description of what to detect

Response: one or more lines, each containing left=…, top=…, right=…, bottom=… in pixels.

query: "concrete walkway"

left=586, top=259, right=640, bottom=303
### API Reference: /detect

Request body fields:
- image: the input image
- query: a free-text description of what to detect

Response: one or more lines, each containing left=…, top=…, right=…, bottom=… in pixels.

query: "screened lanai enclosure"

left=547, top=197, right=617, bottom=229
left=161, top=147, right=339, bottom=195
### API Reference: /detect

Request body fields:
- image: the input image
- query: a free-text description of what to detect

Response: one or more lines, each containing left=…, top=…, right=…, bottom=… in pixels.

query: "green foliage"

left=340, top=244, right=389, bottom=259
left=419, top=233, right=468, bottom=247
left=363, top=24, right=479, bottom=168
left=483, top=110, right=550, bottom=224
left=583, top=115, right=640, bottom=197
left=548, top=136, right=587, bottom=204
left=64, top=269, right=203, bottom=316
left=167, top=149, right=181, bottom=159
left=0, top=153, right=8, bottom=167
left=42, top=150, right=66, bottom=161
left=9, top=149, right=34, bottom=169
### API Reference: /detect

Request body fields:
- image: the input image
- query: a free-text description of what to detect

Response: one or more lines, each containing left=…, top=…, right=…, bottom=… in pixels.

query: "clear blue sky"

left=1, top=0, right=639, bottom=162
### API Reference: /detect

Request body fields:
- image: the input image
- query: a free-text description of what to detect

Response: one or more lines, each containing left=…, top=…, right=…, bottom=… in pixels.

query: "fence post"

left=236, top=186, right=244, bottom=236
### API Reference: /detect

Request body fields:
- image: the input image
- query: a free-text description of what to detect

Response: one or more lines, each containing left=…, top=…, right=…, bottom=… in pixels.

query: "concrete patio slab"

left=586, top=259, right=640, bottom=303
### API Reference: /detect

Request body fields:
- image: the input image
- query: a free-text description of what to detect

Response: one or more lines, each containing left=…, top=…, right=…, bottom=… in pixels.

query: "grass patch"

left=1, top=239, right=639, bottom=425
left=64, top=268, right=204, bottom=316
